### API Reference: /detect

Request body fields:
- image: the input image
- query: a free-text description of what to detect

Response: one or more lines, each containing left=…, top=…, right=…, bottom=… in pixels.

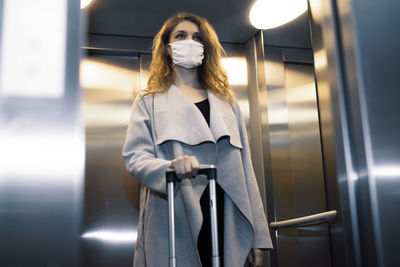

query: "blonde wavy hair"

left=137, top=12, right=235, bottom=103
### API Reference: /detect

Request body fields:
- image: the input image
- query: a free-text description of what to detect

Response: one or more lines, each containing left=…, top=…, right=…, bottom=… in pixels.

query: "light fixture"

left=249, top=0, right=308, bottom=30
left=81, top=0, right=94, bottom=9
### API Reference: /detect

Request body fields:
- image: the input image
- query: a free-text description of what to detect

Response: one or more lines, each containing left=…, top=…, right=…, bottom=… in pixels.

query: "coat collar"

left=153, top=84, right=242, bottom=149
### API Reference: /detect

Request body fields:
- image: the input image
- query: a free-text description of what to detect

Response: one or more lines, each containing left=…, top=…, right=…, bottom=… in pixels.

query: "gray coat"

left=123, top=84, right=272, bottom=267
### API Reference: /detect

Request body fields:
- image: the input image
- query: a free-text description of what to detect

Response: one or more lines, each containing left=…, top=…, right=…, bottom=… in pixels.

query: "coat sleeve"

left=233, top=103, right=273, bottom=249
left=122, top=95, right=171, bottom=194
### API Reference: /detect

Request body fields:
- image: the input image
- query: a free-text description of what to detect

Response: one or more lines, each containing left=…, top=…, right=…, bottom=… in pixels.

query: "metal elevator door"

left=264, top=51, right=332, bottom=267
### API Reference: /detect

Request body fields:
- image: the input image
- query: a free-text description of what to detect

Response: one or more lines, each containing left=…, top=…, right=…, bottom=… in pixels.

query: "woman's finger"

left=246, top=249, right=254, bottom=266
left=171, top=158, right=184, bottom=179
left=181, top=156, right=192, bottom=178
left=179, top=159, right=189, bottom=178
left=252, top=249, right=264, bottom=267
left=191, top=156, right=199, bottom=178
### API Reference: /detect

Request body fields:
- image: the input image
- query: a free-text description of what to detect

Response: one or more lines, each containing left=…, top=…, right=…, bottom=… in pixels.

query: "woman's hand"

left=244, top=248, right=264, bottom=267
left=169, top=155, right=199, bottom=179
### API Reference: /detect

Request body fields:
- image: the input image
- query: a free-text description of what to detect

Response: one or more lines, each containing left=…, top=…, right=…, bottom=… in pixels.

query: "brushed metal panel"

left=334, top=1, right=400, bottom=266
left=309, top=0, right=400, bottom=266
left=0, top=1, right=83, bottom=266
left=285, top=63, right=331, bottom=267
left=245, top=33, right=275, bottom=267
left=308, top=0, right=358, bottom=266
left=285, top=63, right=326, bottom=217
left=80, top=55, right=141, bottom=267
left=244, top=32, right=270, bottom=210
left=222, top=43, right=250, bottom=127
left=264, top=46, right=332, bottom=267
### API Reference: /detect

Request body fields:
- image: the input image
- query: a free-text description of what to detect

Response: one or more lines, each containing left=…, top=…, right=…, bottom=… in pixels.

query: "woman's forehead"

left=172, top=20, right=200, bottom=33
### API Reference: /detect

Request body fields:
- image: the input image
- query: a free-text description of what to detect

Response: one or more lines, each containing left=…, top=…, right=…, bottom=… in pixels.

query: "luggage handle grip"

left=166, top=164, right=217, bottom=183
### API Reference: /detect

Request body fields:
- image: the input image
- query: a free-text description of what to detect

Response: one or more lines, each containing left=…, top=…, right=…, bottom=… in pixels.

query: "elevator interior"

left=81, top=1, right=400, bottom=266
left=1, top=0, right=399, bottom=267
left=80, top=2, right=331, bottom=266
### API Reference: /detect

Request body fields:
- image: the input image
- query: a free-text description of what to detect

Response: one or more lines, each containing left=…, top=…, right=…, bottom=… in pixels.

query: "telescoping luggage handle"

left=166, top=164, right=220, bottom=267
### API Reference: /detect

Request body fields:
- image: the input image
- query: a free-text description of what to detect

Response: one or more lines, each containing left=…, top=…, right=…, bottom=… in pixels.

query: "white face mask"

left=169, top=39, right=204, bottom=69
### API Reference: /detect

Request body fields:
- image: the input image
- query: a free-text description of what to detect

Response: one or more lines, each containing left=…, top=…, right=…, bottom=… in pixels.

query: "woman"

left=123, top=12, right=272, bottom=267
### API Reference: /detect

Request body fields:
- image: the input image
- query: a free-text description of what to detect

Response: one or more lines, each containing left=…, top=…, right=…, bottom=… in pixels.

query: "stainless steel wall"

left=245, top=27, right=337, bottom=266
left=0, top=0, right=83, bottom=266
left=265, top=48, right=331, bottom=267
left=80, top=54, right=142, bottom=267
left=308, top=1, right=358, bottom=266
left=309, top=0, right=400, bottom=266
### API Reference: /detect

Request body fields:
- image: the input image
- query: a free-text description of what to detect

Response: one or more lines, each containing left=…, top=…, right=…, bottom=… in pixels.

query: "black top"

left=194, top=98, right=210, bottom=126
left=194, top=98, right=224, bottom=267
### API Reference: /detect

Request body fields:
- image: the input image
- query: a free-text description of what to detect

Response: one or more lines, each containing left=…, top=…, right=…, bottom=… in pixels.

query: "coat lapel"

left=207, top=90, right=243, bottom=149
left=153, top=84, right=242, bottom=149
left=153, top=84, right=214, bottom=146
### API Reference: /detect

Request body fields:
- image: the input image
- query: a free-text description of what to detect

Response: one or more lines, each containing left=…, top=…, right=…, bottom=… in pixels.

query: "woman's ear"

left=165, top=43, right=172, bottom=58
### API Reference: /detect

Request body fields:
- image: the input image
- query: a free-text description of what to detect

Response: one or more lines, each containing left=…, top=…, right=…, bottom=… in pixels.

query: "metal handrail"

left=269, top=210, right=337, bottom=229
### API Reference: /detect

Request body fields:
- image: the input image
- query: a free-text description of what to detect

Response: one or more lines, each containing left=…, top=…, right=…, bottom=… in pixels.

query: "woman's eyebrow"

left=174, top=30, right=187, bottom=34
left=174, top=30, right=201, bottom=35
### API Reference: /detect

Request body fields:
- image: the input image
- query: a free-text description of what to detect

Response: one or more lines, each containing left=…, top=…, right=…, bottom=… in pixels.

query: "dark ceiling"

left=87, top=0, right=311, bottom=49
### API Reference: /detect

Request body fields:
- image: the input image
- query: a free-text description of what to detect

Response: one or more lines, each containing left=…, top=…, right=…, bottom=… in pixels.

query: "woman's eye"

left=176, top=33, right=185, bottom=39
left=193, top=35, right=202, bottom=42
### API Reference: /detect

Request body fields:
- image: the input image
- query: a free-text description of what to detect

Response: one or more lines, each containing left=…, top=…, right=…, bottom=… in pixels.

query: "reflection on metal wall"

left=262, top=46, right=332, bottom=267
left=80, top=55, right=141, bottom=267
left=335, top=1, right=400, bottom=266
left=0, top=1, right=83, bottom=266
left=221, top=44, right=251, bottom=129
left=243, top=31, right=333, bottom=267
left=308, top=1, right=357, bottom=266
left=309, top=0, right=400, bottom=266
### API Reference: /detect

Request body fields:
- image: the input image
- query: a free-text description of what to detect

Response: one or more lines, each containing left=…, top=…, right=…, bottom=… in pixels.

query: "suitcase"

left=166, top=164, right=220, bottom=267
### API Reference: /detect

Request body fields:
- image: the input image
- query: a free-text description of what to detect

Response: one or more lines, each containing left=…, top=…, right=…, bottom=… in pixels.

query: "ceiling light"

left=249, top=0, right=308, bottom=30
left=81, top=0, right=94, bottom=9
